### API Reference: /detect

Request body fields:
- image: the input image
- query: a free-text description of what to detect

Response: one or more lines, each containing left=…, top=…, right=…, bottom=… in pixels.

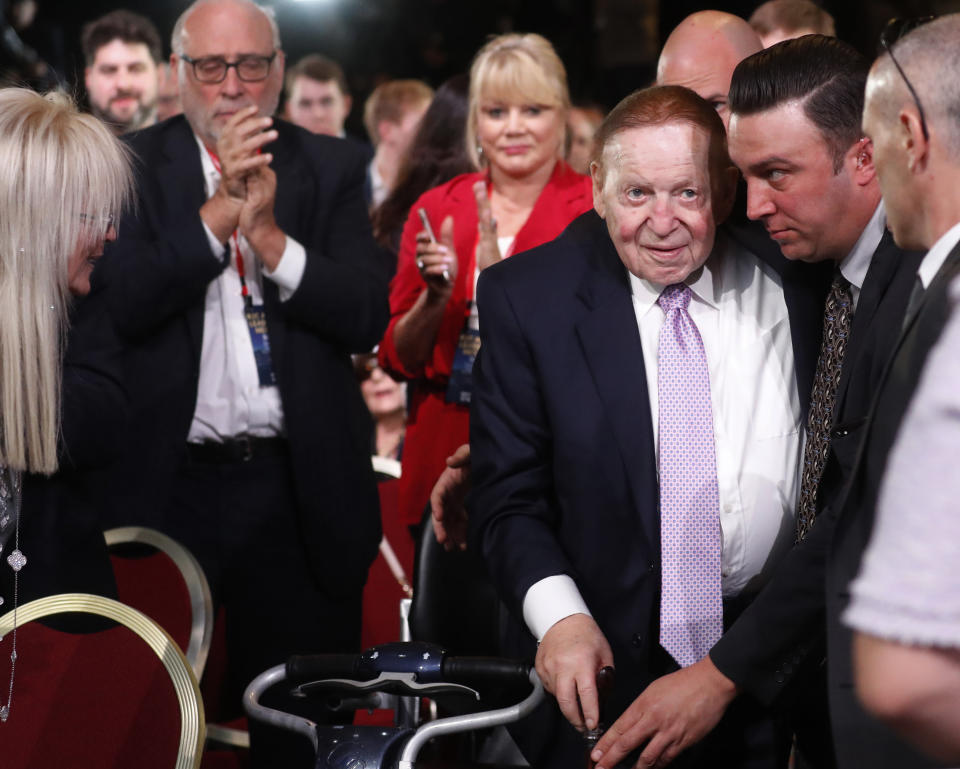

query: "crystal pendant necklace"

left=0, top=466, right=25, bottom=722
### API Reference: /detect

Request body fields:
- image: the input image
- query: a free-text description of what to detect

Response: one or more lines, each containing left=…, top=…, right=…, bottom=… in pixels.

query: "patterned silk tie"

left=657, top=284, right=723, bottom=668
left=796, top=272, right=853, bottom=541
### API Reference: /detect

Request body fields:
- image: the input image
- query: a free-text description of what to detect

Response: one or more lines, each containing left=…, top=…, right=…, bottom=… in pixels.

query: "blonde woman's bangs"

left=476, top=53, right=564, bottom=109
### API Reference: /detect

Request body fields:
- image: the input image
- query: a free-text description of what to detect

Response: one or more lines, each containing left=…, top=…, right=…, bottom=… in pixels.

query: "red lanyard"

left=205, top=148, right=251, bottom=307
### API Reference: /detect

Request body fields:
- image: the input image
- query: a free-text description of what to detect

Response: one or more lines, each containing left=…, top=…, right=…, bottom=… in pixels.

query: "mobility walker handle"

left=244, top=642, right=544, bottom=768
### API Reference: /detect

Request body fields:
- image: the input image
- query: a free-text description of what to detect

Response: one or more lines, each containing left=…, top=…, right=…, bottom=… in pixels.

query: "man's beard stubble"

left=91, top=95, right=157, bottom=136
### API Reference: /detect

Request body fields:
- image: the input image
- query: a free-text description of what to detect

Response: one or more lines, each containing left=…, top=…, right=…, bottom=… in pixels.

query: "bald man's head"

left=657, top=10, right=762, bottom=128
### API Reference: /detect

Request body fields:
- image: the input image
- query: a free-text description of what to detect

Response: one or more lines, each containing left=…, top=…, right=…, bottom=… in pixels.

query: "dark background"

left=12, top=0, right=960, bottom=137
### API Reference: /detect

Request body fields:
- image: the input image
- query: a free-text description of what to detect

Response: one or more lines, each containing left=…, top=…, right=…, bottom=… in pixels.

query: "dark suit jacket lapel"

left=900, top=240, right=960, bottom=341
left=158, top=117, right=209, bottom=357
left=834, top=233, right=921, bottom=416
left=574, top=218, right=659, bottom=553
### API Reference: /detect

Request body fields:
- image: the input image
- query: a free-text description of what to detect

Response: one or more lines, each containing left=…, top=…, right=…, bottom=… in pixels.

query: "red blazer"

left=379, top=161, right=593, bottom=525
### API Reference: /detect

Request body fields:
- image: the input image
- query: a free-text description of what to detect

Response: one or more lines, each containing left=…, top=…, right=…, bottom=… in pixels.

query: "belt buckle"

left=237, top=436, right=254, bottom=462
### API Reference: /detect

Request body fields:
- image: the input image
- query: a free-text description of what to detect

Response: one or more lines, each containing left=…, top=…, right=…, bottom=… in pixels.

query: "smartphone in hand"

left=417, top=207, right=449, bottom=284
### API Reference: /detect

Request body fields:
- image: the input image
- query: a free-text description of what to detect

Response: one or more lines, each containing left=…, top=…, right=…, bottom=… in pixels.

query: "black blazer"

left=93, top=115, right=390, bottom=596
left=712, top=239, right=958, bottom=769
left=468, top=210, right=823, bottom=766
left=2, top=287, right=127, bottom=606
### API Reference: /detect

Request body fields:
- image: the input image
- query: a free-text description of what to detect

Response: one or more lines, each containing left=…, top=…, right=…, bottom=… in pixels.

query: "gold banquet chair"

left=0, top=592, right=205, bottom=769
left=104, top=525, right=215, bottom=679
left=103, top=526, right=249, bottom=755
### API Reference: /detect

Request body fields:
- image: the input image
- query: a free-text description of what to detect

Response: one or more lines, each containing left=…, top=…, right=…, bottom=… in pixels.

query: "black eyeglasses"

left=878, top=17, right=935, bottom=141
left=181, top=52, right=277, bottom=84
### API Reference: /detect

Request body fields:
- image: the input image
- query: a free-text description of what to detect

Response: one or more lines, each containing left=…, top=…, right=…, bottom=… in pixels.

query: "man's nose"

left=648, top=195, right=678, bottom=235
left=746, top=180, right=776, bottom=221
left=220, top=65, right=244, bottom=96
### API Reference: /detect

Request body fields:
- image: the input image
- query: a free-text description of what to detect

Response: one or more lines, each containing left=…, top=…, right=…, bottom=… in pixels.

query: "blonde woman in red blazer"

left=379, top=33, right=593, bottom=529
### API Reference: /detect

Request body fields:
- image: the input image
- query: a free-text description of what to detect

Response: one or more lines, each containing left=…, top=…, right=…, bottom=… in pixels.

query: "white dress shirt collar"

left=919, top=219, right=960, bottom=289
left=839, top=199, right=886, bottom=297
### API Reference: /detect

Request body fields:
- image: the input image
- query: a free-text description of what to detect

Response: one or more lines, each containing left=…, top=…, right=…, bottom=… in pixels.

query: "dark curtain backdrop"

left=21, top=0, right=958, bottom=138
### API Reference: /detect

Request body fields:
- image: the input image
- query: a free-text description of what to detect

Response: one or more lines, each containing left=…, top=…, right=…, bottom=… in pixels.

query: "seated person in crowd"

left=565, top=103, right=604, bottom=174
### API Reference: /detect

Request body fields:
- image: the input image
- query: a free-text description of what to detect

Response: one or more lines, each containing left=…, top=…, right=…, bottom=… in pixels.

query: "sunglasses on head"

left=877, top=16, right=936, bottom=142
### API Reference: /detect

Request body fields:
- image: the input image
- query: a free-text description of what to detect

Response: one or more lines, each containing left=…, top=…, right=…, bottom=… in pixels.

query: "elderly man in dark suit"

left=469, top=85, right=825, bottom=769
left=93, top=0, right=388, bottom=763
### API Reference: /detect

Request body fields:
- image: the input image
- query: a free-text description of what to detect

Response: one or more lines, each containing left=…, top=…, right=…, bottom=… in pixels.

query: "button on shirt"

left=188, top=134, right=307, bottom=443
left=524, top=235, right=803, bottom=640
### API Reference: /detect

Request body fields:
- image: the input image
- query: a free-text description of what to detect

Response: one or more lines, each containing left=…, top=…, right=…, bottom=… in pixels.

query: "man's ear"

left=900, top=107, right=928, bottom=173
left=590, top=160, right=606, bottom=218
left=847, top=137, right=876, bottom=186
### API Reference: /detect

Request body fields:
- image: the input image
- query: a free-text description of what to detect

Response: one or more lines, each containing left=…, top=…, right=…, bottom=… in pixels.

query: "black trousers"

left=167, top=444, right=361, bottom=769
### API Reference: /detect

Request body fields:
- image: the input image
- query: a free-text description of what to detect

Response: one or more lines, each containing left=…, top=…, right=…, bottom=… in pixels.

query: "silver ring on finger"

left=417, top=258, right=425, bottom=271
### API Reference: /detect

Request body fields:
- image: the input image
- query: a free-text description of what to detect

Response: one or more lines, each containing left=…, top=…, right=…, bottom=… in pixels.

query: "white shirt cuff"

left=202, top=220, right=229, bottom=261
left=522, top=574, right=592, bottom=641
left=263, top=236, right=306, bottom=302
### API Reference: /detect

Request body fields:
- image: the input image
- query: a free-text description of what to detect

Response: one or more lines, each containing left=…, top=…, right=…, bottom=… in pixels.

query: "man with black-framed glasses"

left=90, top=0, right=389, bottom=765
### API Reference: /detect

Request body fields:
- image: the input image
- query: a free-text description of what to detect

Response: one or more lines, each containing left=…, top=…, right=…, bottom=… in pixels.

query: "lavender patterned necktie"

left=657, top=283, right=723, bottom=668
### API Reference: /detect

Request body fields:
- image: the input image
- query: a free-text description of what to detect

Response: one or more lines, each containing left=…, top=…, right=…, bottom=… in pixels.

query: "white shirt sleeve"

left=201, top=220, right=229, bottom=261
left=263, top=236, right=306, bottom=302
left=522, top=574, right=593, bottom=641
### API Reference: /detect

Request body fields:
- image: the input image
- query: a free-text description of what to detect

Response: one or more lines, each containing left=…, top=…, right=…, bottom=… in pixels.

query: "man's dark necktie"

left=796, top=272, right=854, bottom=541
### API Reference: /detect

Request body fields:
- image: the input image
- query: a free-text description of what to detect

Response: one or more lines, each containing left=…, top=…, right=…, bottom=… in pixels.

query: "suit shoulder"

left=122, top=114, right=188, bottom=157
left=483, top=209, right=602, bottom=291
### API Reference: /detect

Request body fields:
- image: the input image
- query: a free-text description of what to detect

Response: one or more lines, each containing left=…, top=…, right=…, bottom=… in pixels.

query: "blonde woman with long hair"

left=0, top=87, right=132, bottom=721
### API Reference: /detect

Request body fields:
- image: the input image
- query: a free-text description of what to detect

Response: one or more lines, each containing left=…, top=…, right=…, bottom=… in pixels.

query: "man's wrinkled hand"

left=200, top=106, right=277, bottom=244
left=590, top=656, right=737, bottom=769
left=430, top=443, right=471, bottom=551
left=536, top=613, right=614, bottom=733
left=240, top=165, right=284, bottom=271
left=214, top=106, right=276, bottom=200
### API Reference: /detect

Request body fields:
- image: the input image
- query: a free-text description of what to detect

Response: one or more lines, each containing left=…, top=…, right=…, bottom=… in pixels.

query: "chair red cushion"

left=0, top=618, right=182, bottom=768
left=110, top=545, right=193, bottom=655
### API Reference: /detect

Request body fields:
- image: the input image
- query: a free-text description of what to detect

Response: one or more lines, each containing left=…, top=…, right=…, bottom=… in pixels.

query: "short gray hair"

left=171, top=0, right=281, bottom=57
left=881, top=14, right=960, bottom=158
